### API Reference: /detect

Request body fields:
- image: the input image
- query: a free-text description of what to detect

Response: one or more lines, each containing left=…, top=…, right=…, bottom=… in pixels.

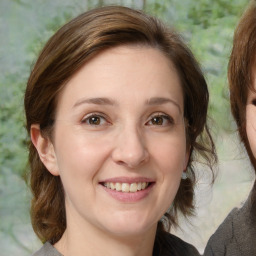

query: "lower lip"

left=101, top=183, right=154, bottom=203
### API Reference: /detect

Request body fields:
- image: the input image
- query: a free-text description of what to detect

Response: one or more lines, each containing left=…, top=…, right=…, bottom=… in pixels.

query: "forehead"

left=56, top=45, right=184, bottom=111
left=82, top=45, right=178, bottom=75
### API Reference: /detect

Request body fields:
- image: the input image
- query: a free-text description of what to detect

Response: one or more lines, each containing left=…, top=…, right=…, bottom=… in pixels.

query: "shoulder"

left=155, top=231, right=200, bottom=256
left=166, top=232, right=200, bottom=256
left=32, top=242, right=63, bottom=256
left=204, top=194, right=256, bottom=256
left=203, top=207, right=237, bottom=256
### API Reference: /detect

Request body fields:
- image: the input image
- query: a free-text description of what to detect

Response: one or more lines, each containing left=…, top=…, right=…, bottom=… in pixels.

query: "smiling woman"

left=24, top=5, right=216, bottom=256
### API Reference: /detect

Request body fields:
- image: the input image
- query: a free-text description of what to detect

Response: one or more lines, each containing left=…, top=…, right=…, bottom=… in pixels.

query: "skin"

left=246, top=74, right=256, bottom=158
left=31, top=45, right=189, bottom=256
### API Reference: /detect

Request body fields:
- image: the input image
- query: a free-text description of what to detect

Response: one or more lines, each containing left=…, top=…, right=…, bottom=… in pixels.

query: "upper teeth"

left=103, top=182, right=149, bottom=193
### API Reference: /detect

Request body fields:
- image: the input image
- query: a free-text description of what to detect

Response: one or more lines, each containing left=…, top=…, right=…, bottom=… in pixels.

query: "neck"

left=54, top=216, right=157, bottom=256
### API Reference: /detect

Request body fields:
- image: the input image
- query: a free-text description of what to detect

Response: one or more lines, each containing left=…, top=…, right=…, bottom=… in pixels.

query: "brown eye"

left=82, top=114, right=108, bottom=126
left=151, top=116, right=164, bottom=125
left=252, top=99, right=256, bottom=106
left=146, top=114, right=173, bottom=126
left=88, top=116, right=101, bottom=125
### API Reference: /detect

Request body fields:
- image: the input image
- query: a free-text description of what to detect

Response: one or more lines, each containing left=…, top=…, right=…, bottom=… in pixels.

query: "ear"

left=30, top=124, right=59, bottom=176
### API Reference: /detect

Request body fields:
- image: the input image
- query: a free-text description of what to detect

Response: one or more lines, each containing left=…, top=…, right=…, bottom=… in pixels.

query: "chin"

left=103, top=216, right=156, bottom=237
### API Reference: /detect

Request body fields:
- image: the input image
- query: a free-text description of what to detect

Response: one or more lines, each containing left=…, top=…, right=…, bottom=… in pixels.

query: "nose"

left=111, top=126, right=149, bottom=168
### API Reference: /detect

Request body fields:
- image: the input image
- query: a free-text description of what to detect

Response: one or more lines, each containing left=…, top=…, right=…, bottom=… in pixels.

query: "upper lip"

left=99, top=177, right=155, bottom=184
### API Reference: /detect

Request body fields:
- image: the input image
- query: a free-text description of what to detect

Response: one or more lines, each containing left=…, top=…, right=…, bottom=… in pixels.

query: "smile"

left=103, top=182, right=150, bottom=193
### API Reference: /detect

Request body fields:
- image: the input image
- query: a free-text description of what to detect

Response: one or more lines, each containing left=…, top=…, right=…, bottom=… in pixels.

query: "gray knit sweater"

left=204, top=192, right=256, bottom=256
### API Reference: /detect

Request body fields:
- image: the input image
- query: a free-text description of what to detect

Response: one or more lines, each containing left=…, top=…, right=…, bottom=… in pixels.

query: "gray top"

left=32, top=242, right=63, bottom=256
left=204, top=192, right=256, bottom=256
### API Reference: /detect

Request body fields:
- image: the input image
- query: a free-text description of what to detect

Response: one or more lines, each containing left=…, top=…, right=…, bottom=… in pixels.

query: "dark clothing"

left=204, top=194, right=256, bottom=256
left=33, top=231, right=200, bottom=256
left=153, top=231, right=200, bottom=255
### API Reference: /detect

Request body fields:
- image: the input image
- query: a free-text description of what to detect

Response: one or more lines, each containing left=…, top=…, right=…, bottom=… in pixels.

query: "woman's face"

left=37, top=46, right=189, bottom=238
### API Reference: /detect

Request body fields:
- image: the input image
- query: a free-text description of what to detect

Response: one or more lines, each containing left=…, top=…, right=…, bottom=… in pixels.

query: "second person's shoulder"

left=204, top=195, right=256, bottom=256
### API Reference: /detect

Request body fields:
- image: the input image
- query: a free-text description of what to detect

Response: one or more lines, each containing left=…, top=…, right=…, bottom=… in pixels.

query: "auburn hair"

left=24, top=5, right=216, bottom=244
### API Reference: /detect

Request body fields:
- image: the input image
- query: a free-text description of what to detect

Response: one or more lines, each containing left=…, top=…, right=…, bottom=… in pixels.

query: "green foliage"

left=27, top=11, right=75, bottom=63
left=145, top=0, right=170, bottom=18
left=185, top=1, right=247, bottom=131
left=187, top=0, right=247, bottom=28
left=0, top=75, right=27, bottom=177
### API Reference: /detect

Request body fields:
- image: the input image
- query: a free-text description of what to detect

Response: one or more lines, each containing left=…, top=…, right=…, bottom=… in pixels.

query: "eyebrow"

left=73, top=96, right=181, bottom=113
left=146, top=97, right=181, bottom=113
left=73, top=97, right=116, bottom=108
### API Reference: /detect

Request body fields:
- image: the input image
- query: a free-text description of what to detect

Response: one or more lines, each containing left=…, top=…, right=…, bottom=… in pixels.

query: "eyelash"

left=146, top=113, right=174, bottom=126
left=81, top=112, right=174, bottom=127
left=81, top=113, right=109, bottom=126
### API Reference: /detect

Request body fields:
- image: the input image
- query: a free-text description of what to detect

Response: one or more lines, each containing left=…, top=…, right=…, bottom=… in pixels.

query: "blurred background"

left=0, top=0, right=254, bottom=255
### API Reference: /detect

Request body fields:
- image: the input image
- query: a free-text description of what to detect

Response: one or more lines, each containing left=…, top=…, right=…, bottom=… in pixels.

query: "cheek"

left=149, top=133, right=187, bottom=174
left=247, top=124, right=256, bottom=159
left=53, top=129, right=111, bottom=178
left=246, top=107, right=256, bottom=158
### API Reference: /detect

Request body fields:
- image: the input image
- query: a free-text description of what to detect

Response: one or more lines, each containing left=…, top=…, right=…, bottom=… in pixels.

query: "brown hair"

left=24, top=5, right=216, bottom=244
left=228, top=0, right=256, bottom=211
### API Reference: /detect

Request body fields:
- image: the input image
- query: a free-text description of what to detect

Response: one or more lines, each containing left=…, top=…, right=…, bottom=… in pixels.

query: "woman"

left=204, top=1, right=256, bottom=255
left=25, top=6, right=216, bottom=256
